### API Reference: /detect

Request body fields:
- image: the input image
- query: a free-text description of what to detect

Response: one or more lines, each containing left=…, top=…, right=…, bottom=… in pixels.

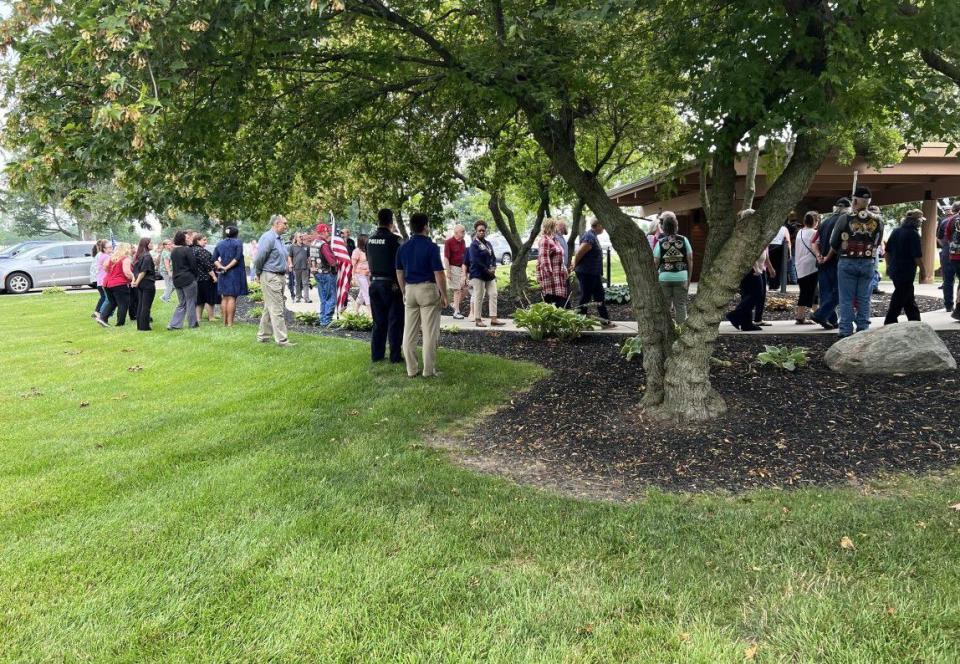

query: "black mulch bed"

left=236, top=297, right=960, bottom=498
left=491, top=289, right=945, bottom=322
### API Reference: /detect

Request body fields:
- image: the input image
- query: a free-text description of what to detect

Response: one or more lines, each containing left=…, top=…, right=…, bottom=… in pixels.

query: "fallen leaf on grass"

left=886, top=606, right=895, bottom=616
left=127, top=365, right=143, bottom=372
left=840, top=536, right=855, bottom=550
left=576, top=623, right=594, bottom=636
left=121, top=348, right=136, bottom=353
left=79, top=401, right=90, bottom=408
left=64, top=350, right=83, bottom=356
left=111, top=393, right=128, bottom=400
left=678, top=632, right=690, bottom=642
left=20, top=387, right=42, bottom=399
left=949, top=503, right=960, bottom=511
left=745, top=643, right=758, bottom=660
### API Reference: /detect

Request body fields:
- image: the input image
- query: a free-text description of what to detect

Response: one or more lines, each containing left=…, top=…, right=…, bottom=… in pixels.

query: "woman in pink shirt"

left=93, top=240, right=112, bottom=319
left=352, top=234, right=371, bottom=315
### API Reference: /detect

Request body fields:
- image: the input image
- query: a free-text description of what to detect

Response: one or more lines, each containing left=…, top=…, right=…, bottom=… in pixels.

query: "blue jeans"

left=942, top=254, right=955, bottom=311
left=812, top=261, right=839, bottom=326
left=838, top=258, right=874, bottom=336
left=870, top=254, right=881, bottom=292
left=316, top=272, right=336, bottom=325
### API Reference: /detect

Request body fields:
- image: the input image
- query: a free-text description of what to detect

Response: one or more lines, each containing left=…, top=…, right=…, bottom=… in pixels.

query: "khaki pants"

left=659, top=281, right=689, bottom=323
left=257, top=271, right=289, bottom=343
left=402, top=282, right=441, bottom=377
left=471, top=278, right=497, bottom=319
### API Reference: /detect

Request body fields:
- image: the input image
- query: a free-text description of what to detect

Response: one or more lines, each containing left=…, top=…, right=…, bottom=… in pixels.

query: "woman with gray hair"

left=652, top=211, right=693, bottom=323
left=883, top=209, right=924, bottom=324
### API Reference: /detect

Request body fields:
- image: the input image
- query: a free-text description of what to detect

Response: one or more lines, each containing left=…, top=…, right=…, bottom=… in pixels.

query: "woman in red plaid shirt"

left=537, top=217, right=569, bottom=306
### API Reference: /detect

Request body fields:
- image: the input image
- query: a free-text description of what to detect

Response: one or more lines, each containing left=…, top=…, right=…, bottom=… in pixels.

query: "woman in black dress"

left=192, top=233, right=220, bottom=324
left=131, top=238, right=158, bottom=331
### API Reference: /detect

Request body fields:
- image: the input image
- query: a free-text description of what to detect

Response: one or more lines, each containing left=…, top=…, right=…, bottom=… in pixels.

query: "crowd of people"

left=91, top=227, right=248, bottom=331
left=83, top=187, right=956, bottom=375
left=726, top=185, right=945, bottom=336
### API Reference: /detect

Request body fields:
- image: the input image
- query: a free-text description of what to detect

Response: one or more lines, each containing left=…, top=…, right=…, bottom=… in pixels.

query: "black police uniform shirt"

left=366, top=228, right=402, bottom=281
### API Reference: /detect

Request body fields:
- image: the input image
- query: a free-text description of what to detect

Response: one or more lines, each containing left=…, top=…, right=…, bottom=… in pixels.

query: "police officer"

left=366, top=208, right=404, bottom=363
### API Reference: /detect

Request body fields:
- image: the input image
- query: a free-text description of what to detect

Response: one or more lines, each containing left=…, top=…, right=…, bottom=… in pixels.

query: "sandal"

left=489, top=320, right=505, bottom=326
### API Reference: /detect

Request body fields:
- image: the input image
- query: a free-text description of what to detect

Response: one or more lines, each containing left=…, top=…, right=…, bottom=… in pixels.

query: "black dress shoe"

left=740, top=322, right=762, bottom=331
left=725, top=313, right=741, bottom=330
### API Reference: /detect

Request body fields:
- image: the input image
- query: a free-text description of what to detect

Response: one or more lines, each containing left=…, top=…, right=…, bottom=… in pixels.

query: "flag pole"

left=850, top=170, right=859, bottom=200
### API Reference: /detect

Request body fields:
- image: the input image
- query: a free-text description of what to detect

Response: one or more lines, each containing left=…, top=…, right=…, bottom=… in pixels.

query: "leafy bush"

left=41, top=286, right=66, bottom=295
left=330, top=311, right=374, bottom=331
left=248, top=306, right=263, bottom=318
left=440, top=324, right=460, bottom=334
left=620, top=335, right=643, bottom=362
left=513, top=303, right=599, bottom=341
left=605, top=283, right=631, bottom=304
left=294, top=311, right=320, bottom=326
left=756, top=345, right=809, bottom=372
left=248, top=291, right=263, bottom=303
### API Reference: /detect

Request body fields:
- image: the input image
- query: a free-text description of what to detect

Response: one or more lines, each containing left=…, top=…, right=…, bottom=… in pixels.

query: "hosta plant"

left=605, top=283, right=631, bottom=304
left=513, top=303, right=599, bottom=341
left=620, top=335, right=643, bottom=362
left=330, top=312, right=374, bottom=331
left=756, top=345, right=809, bottom=372
left=294, top=311, right=320, bottom=326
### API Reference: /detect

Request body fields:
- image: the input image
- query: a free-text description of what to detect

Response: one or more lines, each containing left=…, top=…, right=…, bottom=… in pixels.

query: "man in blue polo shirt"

left=396, top=212, right=448, bottom=378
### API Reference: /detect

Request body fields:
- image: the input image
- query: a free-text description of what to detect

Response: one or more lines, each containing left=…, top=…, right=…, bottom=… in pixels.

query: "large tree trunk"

left=519, top=101, right=674, bottom=406
left=648, top=132, right=829, bottom=422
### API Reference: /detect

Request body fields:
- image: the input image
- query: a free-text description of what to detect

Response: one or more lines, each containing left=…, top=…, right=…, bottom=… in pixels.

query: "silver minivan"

left=0, top=241, right=97, bottom=294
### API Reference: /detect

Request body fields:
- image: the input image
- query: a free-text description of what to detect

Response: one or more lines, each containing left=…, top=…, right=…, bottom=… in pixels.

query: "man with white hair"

left=253, top=214, right=294, bottom=347
left=823, top=186, right=884, bottom=337
left=443, top=223, right=468, bottom=319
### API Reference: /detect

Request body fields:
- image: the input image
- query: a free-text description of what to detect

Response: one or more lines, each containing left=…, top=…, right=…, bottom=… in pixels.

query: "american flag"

left=331, top=235, right=353, bottom=313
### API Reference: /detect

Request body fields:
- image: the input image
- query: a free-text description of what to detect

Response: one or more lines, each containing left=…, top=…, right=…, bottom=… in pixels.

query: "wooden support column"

left=921, top=198, right=938, bottom=283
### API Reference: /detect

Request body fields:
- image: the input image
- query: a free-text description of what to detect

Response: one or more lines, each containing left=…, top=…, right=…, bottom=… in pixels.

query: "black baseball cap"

left=836, top=197, right=851, bottom=207
left=854, top=185, right=872, bottom=199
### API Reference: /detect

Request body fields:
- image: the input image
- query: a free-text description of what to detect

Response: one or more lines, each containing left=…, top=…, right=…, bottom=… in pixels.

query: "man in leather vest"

left=823, top=186, right=884, bottom=337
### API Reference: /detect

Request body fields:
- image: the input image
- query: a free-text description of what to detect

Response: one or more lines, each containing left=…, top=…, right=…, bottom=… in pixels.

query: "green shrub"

left=441, top=324, right=460, bottom=334
left=605, top=283, right=630, bottom=304
left=249, top=306, right=263, bottom=318
left=756, top=345, right=809, bottom=372
left=248, top=290, right=263, bottom=303
left=247, top=280, right=262, bottom=293
left=513, top=303, right=599, bottom=341
left=620, top=335, right=643, bottom=362
left=41, top=286, right=66, bottom=296
left=330, top=311, right=374, bottom=331
left=294, top=311, right=320, bottom=326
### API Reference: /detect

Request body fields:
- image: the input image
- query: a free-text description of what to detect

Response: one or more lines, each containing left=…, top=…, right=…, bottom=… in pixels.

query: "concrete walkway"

left=287, top=283, right=959, bottom=336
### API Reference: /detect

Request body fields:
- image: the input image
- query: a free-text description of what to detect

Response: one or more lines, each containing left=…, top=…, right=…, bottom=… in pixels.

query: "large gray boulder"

left=824, top=321, right=957, bottom=375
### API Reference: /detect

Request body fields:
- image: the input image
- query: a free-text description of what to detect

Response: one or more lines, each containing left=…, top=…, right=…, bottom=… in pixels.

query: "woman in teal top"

left=652, top=211, right=694, bottom=323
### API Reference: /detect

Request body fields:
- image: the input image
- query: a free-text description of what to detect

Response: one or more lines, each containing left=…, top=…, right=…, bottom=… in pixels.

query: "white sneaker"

left=452, top=312, right=464, bottom=320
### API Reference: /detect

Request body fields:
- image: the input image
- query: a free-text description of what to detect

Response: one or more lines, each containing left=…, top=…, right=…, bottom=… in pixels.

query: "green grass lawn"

left=2, top=294, right=959, bottom=662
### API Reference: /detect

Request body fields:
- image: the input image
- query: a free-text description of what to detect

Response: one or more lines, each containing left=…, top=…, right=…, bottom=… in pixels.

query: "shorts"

left=448, top=265, right=466, bottom=290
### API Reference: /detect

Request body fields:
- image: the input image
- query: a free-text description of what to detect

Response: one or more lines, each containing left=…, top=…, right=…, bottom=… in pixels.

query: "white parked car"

left=0, top=241, right=97, bottom=294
